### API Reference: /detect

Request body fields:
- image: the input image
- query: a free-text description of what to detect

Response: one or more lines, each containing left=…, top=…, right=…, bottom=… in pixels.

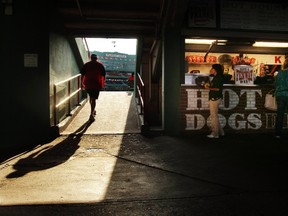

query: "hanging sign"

left=24, top=54, right=38, bottom=68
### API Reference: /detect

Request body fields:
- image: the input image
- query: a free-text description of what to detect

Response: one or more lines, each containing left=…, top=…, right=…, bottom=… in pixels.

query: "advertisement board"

left=234, top=65, right=254, bottom=85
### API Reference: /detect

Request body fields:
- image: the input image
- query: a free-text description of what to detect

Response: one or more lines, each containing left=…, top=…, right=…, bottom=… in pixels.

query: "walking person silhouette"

left=80, top=54, right=106, bottom=121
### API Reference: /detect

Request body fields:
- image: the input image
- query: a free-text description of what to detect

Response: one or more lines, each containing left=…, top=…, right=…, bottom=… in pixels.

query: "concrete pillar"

left=162, top=27, right=185, bottom=135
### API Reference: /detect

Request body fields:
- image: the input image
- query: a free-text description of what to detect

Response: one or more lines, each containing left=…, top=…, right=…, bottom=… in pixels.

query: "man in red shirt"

left=80, top=54, right=106, bottom=121
left=128, top=73, right=134, bottom=90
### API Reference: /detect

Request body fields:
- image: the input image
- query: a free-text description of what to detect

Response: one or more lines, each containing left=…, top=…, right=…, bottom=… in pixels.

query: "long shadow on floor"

left=5, top=120, right=93, bottom=179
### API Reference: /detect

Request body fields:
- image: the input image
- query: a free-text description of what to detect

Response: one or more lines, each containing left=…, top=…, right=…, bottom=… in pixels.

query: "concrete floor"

left=1, top=91, right=288, bottom=215
left=61, top=91, right=141, bottom=135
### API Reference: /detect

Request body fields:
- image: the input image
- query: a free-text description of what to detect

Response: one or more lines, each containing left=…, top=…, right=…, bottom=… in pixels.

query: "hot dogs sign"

left=184, top=88, right=287, bottom=131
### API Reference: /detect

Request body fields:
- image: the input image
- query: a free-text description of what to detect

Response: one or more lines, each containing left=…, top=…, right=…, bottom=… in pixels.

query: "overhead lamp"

left=216, top=40, right=227, bottom=46
left=185, top=39, right=227, bottom=45
left=185, top=39, right=216, bottom=44
left=253, top=41, right=288, bottom=48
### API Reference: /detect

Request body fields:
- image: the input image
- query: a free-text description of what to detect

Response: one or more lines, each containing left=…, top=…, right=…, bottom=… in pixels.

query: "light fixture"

left=185, top=39, right=227, bottom=45
left=253, top=41, right=288, bottom=48
left=185, top=39, right=216, bottom=44
left=215, top=40, right=227, bottom=46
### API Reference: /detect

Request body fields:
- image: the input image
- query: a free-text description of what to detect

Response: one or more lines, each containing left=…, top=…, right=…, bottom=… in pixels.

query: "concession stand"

left=178, top=0, right=288, bottom=135
left=181, top=49, right=287, bottom=135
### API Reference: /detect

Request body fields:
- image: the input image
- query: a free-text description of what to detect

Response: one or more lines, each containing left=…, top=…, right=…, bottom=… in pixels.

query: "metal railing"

left=53, top=74, right=82, bottom=126
left=136, top=72, right=145, bottom=115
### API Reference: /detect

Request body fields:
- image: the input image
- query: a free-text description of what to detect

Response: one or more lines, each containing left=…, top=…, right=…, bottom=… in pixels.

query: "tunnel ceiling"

left=51, top=0, right=287, bottom=53
left=51, top=0, right=190, bottom=52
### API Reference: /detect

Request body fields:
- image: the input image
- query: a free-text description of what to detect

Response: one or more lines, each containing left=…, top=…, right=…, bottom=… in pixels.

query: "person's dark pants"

left=275, top=96, right=288, bottom=137
left=86, top=89, right=100, bottom=99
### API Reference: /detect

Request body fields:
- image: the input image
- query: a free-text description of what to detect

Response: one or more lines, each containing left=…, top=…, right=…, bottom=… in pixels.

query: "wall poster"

left=188, top=0, right=217, bottom=28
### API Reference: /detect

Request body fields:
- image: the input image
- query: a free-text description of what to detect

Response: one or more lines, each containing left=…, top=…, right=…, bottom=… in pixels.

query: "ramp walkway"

left=61, top=91, right=141, bottom=135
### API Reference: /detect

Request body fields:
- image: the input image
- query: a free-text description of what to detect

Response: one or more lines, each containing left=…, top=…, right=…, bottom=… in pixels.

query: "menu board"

left=185, top=52, right=285, bottom=80
left=220, top=0, right=288, bottom=32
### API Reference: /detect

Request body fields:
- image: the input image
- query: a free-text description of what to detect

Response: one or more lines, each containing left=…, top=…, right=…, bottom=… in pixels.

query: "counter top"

left=181, top=84, right=259, bottom=87
left=181, top=84, right=275, bottom=87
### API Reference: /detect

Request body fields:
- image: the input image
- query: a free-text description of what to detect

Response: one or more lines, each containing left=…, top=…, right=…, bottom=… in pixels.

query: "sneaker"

left=207, top=134, right=219, bottom=138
